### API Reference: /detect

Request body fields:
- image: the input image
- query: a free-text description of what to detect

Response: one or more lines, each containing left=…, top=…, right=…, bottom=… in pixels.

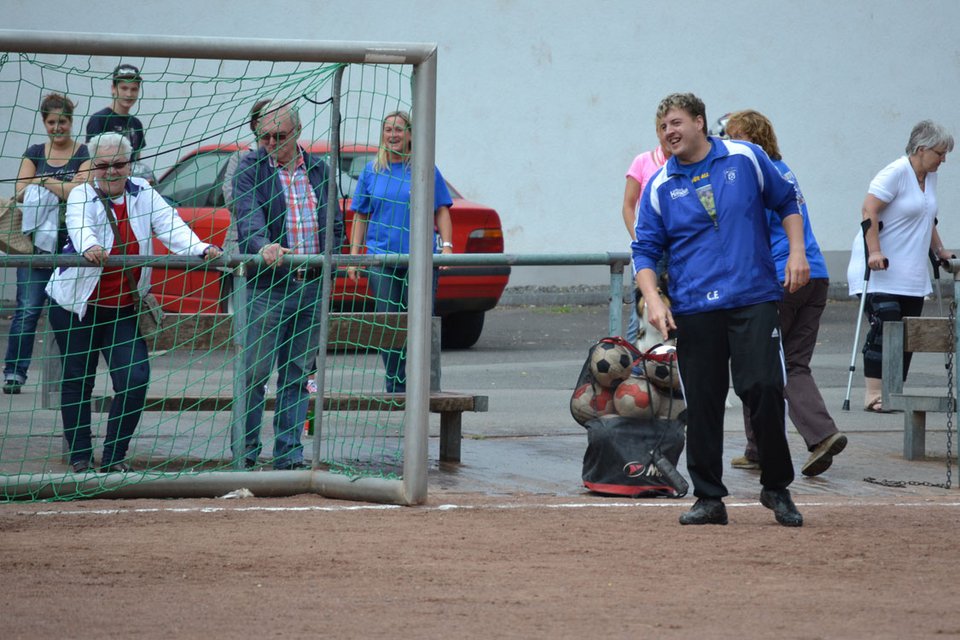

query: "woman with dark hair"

left=846, top=120, right=954, bottom=412
left=346, top=111, right=454, bottom=393
left=725, top=109, right=847, bottom=477
left=3, top=93, right=90, bottom=394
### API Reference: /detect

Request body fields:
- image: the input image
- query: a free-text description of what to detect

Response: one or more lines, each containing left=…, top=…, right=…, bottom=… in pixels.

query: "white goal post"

left=0, top=29, right=439, bottom=505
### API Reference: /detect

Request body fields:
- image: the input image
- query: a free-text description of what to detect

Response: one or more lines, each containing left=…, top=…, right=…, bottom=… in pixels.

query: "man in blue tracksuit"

left=632, top=93, right=810, bottom=527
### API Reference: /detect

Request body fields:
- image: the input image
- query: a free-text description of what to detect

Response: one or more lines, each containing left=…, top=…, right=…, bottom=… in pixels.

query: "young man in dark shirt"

left=85, top=63, right=145, bottom=162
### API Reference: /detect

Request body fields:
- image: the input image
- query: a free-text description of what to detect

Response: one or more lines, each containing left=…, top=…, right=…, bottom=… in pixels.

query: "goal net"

left=0, top=35, right=439, bottom=503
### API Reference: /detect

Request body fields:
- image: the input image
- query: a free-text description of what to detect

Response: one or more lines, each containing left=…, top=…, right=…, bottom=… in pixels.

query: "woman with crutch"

left=846, top=120, right=954, bottom=412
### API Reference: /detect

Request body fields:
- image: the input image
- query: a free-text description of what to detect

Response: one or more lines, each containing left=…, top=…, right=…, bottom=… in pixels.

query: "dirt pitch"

left=2, top=492, right=960, bottom=639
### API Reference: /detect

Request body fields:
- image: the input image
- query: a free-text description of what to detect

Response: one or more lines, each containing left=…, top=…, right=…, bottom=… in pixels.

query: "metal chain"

left=864, top=477, right=950, bottom=488
left=863, top=301, right=956, bottom=491
left=945, top=299, right=955, bottom=489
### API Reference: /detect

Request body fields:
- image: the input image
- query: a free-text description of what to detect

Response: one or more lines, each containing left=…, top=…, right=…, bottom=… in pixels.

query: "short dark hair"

left=656, top=92, right=708, bottom=136
left=39, top=93, right=75, bottom=120
left=249, top=99, right=271, bottom=132
left=112, top=63, right=141, bottom=86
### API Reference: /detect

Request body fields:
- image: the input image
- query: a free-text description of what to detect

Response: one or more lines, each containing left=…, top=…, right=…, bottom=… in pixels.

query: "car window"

left=323, top=152, right=374, bottom=198
left=328, top=152, right=461, bottom=200
left=155, top=151, right=232, bottom=208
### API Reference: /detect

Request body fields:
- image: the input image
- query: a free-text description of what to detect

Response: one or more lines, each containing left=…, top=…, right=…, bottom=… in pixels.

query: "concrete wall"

left=2, top=0, right=959, bottom=300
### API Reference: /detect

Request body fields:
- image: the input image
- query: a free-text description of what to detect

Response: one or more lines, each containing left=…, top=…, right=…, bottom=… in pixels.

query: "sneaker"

left=731, top=454, right=761, bottom=470
left=71, top=459, right=94, bottom=473
left=3, top=379, right=22, bottom=395
left=275, top=461, right=310, bottom=471
left=760, top=488, right=803, bottom=527
left=801, top=432, right=848, bottom=477
left=679, top=498, right=728, bottom=525
left=99, top=462, right=132, bottom=473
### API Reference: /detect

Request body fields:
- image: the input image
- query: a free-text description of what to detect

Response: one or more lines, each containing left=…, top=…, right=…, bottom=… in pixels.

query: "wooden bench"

left=882, top=317, right=955, bottom=460
left=82, top=312, right=486, bottom=463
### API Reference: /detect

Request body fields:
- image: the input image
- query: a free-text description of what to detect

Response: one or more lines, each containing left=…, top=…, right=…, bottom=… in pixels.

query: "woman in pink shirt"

left=621, top=121, right=671, bottom=343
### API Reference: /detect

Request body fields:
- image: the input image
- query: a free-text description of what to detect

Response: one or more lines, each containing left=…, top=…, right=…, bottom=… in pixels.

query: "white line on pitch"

left=11, top=498, right=960, bottom=519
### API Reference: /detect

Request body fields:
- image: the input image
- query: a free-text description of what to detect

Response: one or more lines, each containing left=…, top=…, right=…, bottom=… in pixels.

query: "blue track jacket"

left=631, top=137, right=802, bottom=316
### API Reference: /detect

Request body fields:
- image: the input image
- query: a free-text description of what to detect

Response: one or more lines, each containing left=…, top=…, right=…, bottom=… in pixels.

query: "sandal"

left=864, top=397, right=891, bottom=413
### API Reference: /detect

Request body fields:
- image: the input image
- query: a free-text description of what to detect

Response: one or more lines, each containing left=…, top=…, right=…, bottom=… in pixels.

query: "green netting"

left=0, top=52, right=421, bottom=500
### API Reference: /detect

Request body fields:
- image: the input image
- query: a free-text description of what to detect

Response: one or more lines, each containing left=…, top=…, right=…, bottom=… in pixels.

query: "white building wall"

left=3, top=0, right=959, bottom=293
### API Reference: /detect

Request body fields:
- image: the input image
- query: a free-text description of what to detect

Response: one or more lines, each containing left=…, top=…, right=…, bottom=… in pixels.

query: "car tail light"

left=465, top=228, right=504, bottom=254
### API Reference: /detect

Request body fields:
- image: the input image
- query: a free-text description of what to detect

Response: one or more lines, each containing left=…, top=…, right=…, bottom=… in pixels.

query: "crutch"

left=843, top=219, right=886, bottom=410
left=930, top=248, right=945, bottom=316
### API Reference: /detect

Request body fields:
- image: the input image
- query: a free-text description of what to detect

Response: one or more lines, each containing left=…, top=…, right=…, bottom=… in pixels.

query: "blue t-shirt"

left=351, top=161, right=454, bottom=254
left=24, top=142, right=90, bottom=183
left=85, top=107, right=145, bottom=160
left=768, top=159, right=829, bottom=281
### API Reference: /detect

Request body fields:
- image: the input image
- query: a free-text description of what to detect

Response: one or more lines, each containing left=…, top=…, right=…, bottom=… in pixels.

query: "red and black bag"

left=581, top=415, right=687, bottom=498
left=571, top=337, right=688, bottom=498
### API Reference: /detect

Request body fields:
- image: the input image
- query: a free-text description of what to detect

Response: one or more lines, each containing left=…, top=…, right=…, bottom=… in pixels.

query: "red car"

left=149, top=143, right=509, bottom=348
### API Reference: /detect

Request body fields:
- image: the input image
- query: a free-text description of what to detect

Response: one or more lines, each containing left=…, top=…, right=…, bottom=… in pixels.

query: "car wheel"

left=441, top=311, right=485, bottom=349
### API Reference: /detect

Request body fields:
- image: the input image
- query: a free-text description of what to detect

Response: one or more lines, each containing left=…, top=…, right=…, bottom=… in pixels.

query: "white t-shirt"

left=847, top=155, right=938, bottom=297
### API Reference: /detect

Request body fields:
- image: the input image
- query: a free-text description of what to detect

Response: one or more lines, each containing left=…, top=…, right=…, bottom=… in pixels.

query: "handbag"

left=97, top=192, right=165, bottom=337
left=0, top=196, right=34, bottom=255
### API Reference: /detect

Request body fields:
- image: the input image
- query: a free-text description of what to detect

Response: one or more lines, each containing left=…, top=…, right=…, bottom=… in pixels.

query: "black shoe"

left=679, top=498, right=728, bottom=525
left=3, top=380, right=22, bottom=394
left=275, top=461, right=310, bottom=471
left=71, top=459, right=94, bottom=473
left=99, top=462, right=132, bottom=473
left=760, top=488, right=803, bottom=527
left=241, top=458, right=257, bottom=470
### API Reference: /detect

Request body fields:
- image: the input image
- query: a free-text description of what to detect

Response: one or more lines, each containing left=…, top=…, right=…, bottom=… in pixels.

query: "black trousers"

left=675, top=302, right=794, bottom=498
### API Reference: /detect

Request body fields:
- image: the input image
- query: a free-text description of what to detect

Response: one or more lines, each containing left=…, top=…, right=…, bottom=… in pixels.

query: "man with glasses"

left=45, top=132, right=220, bottom=473
left=85, top=63, right=146, bottom=162
left=231, top=101, right=344, bottom=470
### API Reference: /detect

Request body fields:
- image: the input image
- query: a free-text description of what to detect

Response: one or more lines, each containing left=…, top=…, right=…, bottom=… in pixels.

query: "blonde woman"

left=346, top=111, right=454, bottom=393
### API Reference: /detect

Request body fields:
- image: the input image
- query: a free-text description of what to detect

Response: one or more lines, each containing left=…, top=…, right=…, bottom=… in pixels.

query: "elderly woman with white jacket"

left=46, top=132, right=221, bottom=473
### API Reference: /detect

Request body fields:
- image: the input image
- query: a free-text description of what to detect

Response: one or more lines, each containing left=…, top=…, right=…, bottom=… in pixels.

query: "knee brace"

left=862, top=298, right=901, bottom=372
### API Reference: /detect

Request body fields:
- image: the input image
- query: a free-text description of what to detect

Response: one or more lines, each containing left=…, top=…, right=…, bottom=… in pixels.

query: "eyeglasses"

left=259, top=129, right=294, bottom=144
left=928, top=148, right=948, bottom=159
left=93, top=160, right=130, bottom=172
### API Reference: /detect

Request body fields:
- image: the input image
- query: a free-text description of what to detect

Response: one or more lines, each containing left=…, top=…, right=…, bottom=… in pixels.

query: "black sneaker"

left=3, top=379, right=22, bottom=395
left=760, top=488, right=803, bottom=527
left=99, top=462, right=132, bottom=473
left=679, top=498, right=728, bottom=525
left=276, top=461, right=310, bottom=471
left=71, top=459, right=94, bottom=473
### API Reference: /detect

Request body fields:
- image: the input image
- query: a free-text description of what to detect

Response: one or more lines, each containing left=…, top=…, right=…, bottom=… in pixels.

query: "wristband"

left=441, top=241, right=454, bottom=248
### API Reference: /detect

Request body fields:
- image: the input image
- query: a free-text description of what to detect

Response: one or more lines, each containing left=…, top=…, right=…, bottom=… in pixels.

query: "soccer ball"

left=589, top=342, right=634, bottom=388
left=570, top=382, right=617, bottom=425
left=653, top=386, right=686, bottom=421
left=613, top=375, right=660, bottom=418
left=644, top=343, right=680, bottom=391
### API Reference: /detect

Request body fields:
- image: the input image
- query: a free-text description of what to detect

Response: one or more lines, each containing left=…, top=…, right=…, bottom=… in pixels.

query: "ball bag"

left=582, top=415, right=687, bottom=498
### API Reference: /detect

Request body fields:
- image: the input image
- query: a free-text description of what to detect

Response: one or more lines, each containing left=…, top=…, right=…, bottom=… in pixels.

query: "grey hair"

left=906, top=120, right=955, bottom=155
left=260, top=100, right=300, bottom=130
left=87, top=132, right=133, bottom=159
